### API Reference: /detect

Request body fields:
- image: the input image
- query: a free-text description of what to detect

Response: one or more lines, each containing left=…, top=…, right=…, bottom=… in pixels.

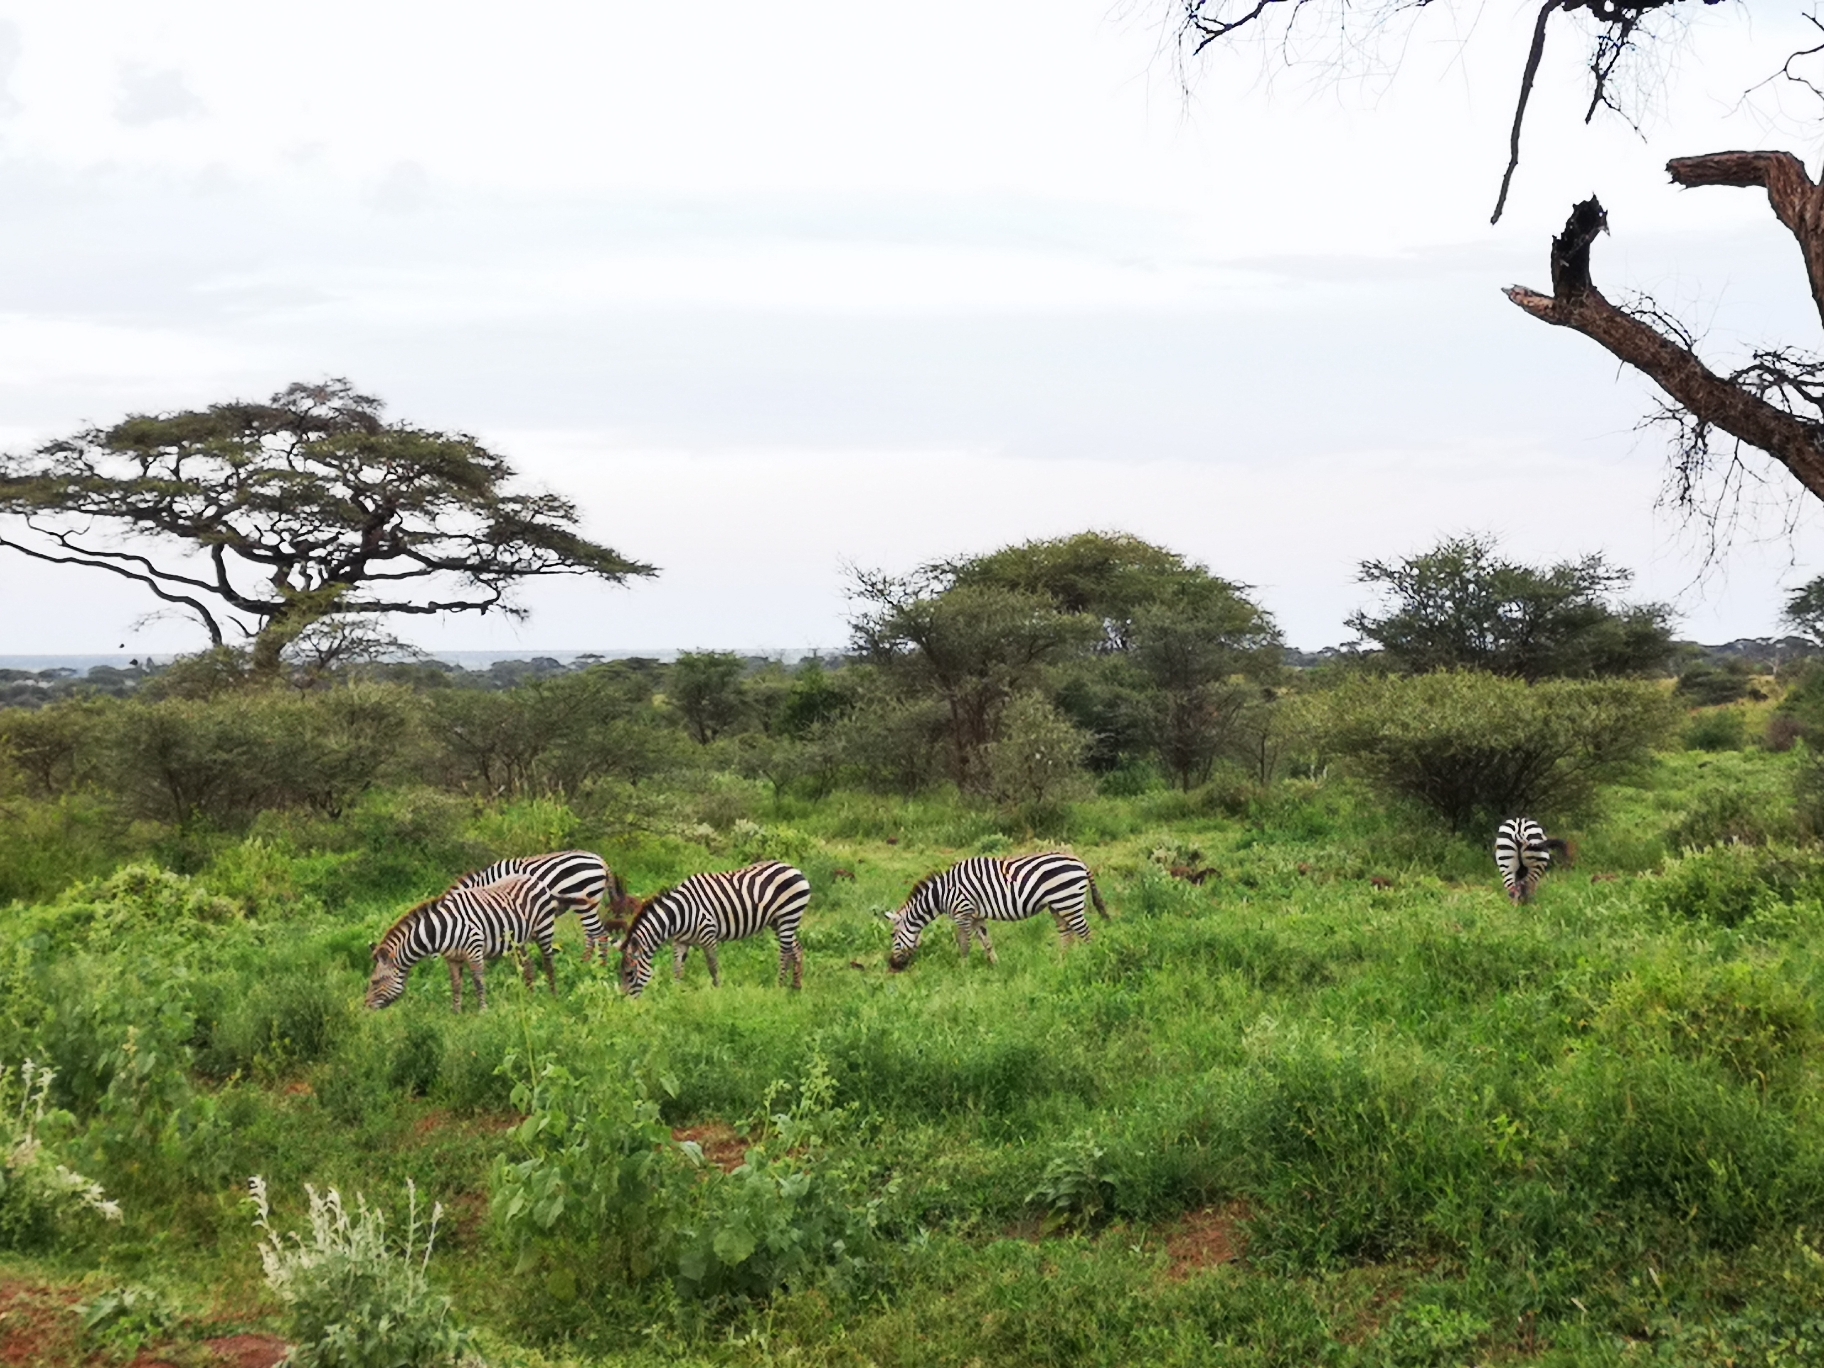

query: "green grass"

left=4, top=755, right=1824, bottom=1364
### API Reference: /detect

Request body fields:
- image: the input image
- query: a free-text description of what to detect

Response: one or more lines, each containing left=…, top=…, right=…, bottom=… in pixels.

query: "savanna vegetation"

left=3, top=529, right=1824, bottom=1366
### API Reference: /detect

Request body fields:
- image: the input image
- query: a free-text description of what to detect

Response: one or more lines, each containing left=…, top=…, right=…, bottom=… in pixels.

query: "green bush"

left=1317, top=671, right=1679, bottom=830
left=195, top=972, right=349, bottom=1081
left=1596, top=956, right=1815, bottom=1089
left=1642, top=846, right=1824, bottom=927
left=249, top=1177, right=472, bottom=1368
left=1685, top=707, right=1749, bottom=752
left=491, top=1062, right=681, bottom=1295
left=675, top=1059, right=881, bottom=1310
left=1667, top=788, right=1792, bottom=851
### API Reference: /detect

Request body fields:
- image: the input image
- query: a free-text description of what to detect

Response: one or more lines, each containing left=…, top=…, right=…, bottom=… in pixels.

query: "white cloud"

left=114, top=65, right=204, bottom=126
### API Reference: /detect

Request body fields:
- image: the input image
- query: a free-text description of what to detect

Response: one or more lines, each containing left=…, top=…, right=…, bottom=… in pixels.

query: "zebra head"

left=618, top=897, right=662, bottom=997
left=619, top=941, right=656, bottom=997
left=365, top=947, right=408, bottom=1009
left=886, top=875, right=941, bottom=971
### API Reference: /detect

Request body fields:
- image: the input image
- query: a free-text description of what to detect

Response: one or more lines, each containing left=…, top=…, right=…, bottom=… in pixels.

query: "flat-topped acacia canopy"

left=0, top=379, right=655, bottom=670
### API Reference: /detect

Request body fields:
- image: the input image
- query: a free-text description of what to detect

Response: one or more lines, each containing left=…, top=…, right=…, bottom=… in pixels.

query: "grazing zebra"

left=618, top=861, right=811, bottom=998
left=1494, top=817, right=1560, bottom=904
left=886, top=853, right=1108, bottom=971
left=367, top=874, right=563, bottom=1012
left=450, top=850, right=634, bottom=962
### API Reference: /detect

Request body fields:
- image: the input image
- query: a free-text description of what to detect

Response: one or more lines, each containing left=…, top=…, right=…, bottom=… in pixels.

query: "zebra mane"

left=905, top=870, right=941, bottom=900
left=376, top=895, right=441, bottom=958
left=621, top=886, right=677, bottom=949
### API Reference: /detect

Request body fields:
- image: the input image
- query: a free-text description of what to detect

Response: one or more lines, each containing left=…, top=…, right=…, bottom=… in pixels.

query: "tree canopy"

left=1347, top=534, right=1676, bottom=680
left=852, top=531, right=1281, bottom=789
left=0, top=380, right=654, bottom=671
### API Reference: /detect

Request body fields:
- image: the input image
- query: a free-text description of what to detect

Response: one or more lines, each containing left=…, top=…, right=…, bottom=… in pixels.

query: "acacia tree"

left=1171, top=1, right=1824, bottom=529
left=0, top=380, right=654, bottom=672
left=1348, top=534, right=1676, bottom=679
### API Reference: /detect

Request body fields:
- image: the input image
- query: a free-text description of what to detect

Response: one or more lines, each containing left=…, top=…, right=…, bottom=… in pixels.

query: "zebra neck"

left=631, top=904, right=681, bottom=950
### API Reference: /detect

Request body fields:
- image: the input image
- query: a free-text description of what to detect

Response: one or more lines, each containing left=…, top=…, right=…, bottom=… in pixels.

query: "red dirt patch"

left=1162, top=1204, right=1247, bottom=1280
left=204, top=1333, right=290, bottom=1368
left=0, top=1279, right=83, bottom=1367
left=674, top=1123, right=748, bottom=1174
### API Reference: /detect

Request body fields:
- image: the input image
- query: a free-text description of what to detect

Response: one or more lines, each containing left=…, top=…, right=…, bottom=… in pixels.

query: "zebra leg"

left=953, top=914, right=974, bottom=961
left=976, top=922, right=999, bottom=966
left=674, top=943, right=690, bottom=981
left=468, top=954, right=488, bottom=1012
left=778, top=934, right=803, bottom=989
left=703, top=940, right=721, bottom=988
left=536, top=931, right=558, bottom=997
left=446, top=956, right=464, bottom=1013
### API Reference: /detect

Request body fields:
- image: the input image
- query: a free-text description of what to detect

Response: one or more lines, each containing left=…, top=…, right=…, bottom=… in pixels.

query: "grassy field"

left=3, top=744, right=1823, bottom=1366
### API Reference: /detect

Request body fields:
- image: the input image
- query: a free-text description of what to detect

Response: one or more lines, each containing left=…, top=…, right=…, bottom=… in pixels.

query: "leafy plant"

left=1026, top=1136, right=1118, bottom=1234
left=675, top=1056, right=882, bottom=1309
left=77, top=1283, right=180, bottom=1360
left=491, top=1061, right=680, bottom=1292
left=249, top=1176, right=472, bottom=1368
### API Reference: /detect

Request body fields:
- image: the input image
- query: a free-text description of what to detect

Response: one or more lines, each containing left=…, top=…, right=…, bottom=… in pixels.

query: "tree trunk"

left=1506, top=156, right=1824, bottom=505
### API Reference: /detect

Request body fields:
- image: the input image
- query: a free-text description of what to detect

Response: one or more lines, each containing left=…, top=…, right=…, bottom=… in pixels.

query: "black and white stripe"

left=887, top=852, right=1108, bottom=970
left=451, top=850, right=629, bottom=961
left=1494, top=817, right=1553, bottom=904
left=619, top=861, right=811, bottom=998
left=367, top=874, right=562, bottom=1012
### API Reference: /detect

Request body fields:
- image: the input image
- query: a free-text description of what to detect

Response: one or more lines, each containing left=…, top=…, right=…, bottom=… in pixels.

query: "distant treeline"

left=4, top=531, right=1819, bottom=848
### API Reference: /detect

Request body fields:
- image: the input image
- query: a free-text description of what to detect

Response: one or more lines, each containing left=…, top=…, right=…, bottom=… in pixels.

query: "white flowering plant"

left=0, top=1059, right=122, bottom=1249
left=248, top=1176, right=474, bottom=1368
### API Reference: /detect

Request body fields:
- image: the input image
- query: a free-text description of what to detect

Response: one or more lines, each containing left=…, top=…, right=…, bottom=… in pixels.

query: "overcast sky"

left=1, top=1, right=1822, bottom=655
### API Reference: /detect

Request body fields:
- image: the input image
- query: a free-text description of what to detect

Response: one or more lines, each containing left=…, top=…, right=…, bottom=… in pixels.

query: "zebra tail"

left=1089, top=874, right=1110, bottom=920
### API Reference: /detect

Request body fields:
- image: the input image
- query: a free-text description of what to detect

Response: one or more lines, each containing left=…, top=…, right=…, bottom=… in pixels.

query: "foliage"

left=853, top=532, right=1279, bottom=788
left=1316, top=670, right=1677, bottom=829
left=1685, top=706, right=1749, bottom=752
left=1677, top=659, right=1758, bottom=707
left=1026, top=1136, right=1118, bottom=1234
left=249, top=1176, right=472, bottom=1368
left=1641, top=845, right=1824, bottom=927
left=77, top=1283, right=181, bottom=1360
left=669, top=652, right=748, bottom=745
left=0, top=380, right=653, bottom=670
left=0, top=1060, right=121, bottom=1250
left=675, top=1057, right=882, bottom=1309
left=491, top=1062, right=681, bottom=1292
left=979, top=693, right=1093, bottom=812
left=1347, top=533, right=1675, bottom=680
left=1783, top=574, right=1824, bottom=649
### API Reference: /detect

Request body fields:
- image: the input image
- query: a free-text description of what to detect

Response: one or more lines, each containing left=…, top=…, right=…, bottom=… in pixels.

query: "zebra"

left=618, top=861, right=811, bottom=998
left=1494, top=817, right=1571, bottom=904
left=450, top=850, right=635, bottom=962
left=366, top=874, right=563, bottom=1012
left=886, top=852, right=1108, bottom=971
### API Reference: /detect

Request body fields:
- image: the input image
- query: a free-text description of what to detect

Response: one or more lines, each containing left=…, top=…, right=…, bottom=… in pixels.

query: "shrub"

left=1027, top=1136, right=1119, bottom=1234
left=675, top=1059, right=881, bottom=1309
left=1668, top=789, right=1792, bottom=851
left=1316, top=671, right=1678, bottom=830
left=1596, top=957, right=1815, bottom=1089
left=491, top=1063, right=681, bottom=1292
left=1677, top=662, right=1755, bottom=707
left=1685, top=707, right=1749, bottom=752
left=249, top=1177, right=472, bottom=1368
left=980, top=692, right=1092, bottom=814
left=1642, top=846, right=1824, bottom=927
left=0, top=1061, right=121, bottom=1250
